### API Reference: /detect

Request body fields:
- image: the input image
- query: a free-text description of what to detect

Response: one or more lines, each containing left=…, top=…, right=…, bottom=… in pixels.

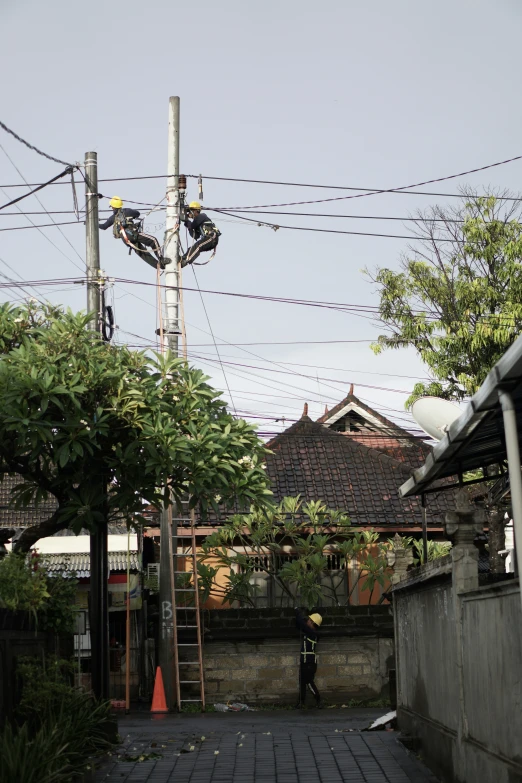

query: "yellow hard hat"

left=188, top=201, right=201, bottom=210
left=110, top=196, right=123, bottom=209
left=309, top=613, right=323, bottom=627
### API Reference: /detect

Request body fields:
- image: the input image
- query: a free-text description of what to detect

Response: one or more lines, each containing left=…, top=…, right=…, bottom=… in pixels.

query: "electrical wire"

left=0, top=145, right=85, bottom=273
left=190, top=266, right=237, bottom=415
left=211, top=208, right=454, bottom=241
left=0, top=120, right=73, bottom=167
left=2, top=150, right=522, bottom=201
left=0, top=168, right=73, bottom=211
left=0, top=220, right=80, bottom=231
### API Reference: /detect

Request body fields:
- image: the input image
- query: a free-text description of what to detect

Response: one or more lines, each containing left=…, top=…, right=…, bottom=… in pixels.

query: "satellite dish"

left=411, top=397, right=463, bottom=441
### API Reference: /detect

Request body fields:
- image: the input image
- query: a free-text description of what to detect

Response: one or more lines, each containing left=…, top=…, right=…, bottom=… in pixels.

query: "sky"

left=1, top=0, right=522, bottom=438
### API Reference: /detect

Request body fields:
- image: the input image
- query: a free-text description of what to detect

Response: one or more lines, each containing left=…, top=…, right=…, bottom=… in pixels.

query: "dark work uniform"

left=100, top=208, right=164, bottom=269
left=295, top=609, right=321, bottom=707
left=181, top=212, right=220, bottom=268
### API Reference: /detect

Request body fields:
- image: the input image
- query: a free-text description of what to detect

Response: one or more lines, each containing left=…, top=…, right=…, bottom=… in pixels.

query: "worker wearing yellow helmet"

left=100, top=197, right=169, bottom=269
left=295, top=608, right=323, bottom=708
left=181, top=201, right=221, bottom=268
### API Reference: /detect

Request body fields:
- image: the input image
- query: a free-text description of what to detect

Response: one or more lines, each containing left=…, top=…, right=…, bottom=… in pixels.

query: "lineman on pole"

left=99, top=197, right=168, bottom=269
left=181, top=201, right=220, bottom=268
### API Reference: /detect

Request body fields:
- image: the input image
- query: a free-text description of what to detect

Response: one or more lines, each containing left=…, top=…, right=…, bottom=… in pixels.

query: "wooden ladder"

left=169, top=506, right=205, bottom=712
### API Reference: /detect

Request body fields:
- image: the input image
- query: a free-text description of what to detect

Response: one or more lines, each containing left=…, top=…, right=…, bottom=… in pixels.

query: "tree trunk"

left=488, top=508, right=506, bottom=575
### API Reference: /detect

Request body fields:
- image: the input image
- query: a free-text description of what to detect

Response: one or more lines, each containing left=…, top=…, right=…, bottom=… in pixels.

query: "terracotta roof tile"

left=265, top=415, right=452, bottom=526
left=0, top=474, right=57, bottom=528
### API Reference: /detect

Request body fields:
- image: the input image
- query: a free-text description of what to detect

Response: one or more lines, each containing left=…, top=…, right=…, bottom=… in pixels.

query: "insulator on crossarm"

left=198, top=175, right=204, bottom=202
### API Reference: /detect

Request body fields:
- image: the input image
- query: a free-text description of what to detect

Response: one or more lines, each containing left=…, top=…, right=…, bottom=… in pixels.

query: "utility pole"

left=158, top=98, right=182, bottom=709
left=163, top=96, right=181, bottom=352
left=85, top=151, right=109, bottom=701
left=85, top=152, right=101, bottom=332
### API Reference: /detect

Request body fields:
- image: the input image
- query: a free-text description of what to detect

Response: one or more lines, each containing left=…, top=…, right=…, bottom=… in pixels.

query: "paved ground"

left=95, top=709, right=439, bottom=783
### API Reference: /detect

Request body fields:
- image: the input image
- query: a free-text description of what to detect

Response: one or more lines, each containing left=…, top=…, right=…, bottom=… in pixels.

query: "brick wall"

left=196, top=607, right=394, bottom=705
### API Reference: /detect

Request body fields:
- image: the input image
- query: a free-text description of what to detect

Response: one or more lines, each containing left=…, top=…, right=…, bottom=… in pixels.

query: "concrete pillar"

left=444, top=489, right=484, bottom=773
left=386, top=533, right=414, bottom=585
left=445, top=489, right=484, bottom=594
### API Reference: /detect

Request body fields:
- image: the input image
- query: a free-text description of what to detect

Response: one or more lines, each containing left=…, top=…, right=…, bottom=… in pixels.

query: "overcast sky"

left=2, top=0, right=522, bottom=437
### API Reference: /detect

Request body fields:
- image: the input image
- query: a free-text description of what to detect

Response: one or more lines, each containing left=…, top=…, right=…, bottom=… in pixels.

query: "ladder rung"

left=178, top=643, right=199, bottom=646
left=177, top=625, right=198, bottom=628
left=175, top=588, right=195, bottom=592
left=178, top=661, right=200, bottom=665
left=180, top=699, right=203, bottom=702
left=179, top=680, right=201, bottom=684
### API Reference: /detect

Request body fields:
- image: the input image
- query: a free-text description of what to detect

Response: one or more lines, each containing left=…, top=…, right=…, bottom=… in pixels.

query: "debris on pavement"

left=214, top=702, right=257, bottom=712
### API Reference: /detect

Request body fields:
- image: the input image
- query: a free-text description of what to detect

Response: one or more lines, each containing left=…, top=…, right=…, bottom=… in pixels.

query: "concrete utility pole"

left=163, top=96, right=181, bottom=352
left=84, top=151, right=109, bottom=701
left=158, top=98, right=182, bottom=708
left=85, top=152, right=101, bottom=332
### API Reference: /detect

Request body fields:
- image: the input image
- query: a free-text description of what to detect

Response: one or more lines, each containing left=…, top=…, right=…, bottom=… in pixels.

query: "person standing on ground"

left=295, top=608, right=323, bottom=708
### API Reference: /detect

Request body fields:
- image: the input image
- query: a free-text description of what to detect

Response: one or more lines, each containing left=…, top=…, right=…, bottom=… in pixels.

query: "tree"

left=198, top=496, right=389, bottom=609
left=0, top=303, right=271, bottom=552
left=368, top=191, right=522, bottom=406
left=368, top=190, right=521, bottom=570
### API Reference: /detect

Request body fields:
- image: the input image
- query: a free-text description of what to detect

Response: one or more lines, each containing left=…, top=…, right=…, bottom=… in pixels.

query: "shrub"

left=0, top=552, right=78, bottom=634
left=5, top=654, right=116, bottom=782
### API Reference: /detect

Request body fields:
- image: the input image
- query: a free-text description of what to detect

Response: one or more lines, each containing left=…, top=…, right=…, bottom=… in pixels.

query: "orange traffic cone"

left=151, top=666, right=168, bottom=713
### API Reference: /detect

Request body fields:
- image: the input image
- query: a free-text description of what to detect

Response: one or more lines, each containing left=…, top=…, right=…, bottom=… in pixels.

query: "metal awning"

left=399, top=332, right=522, bottom=499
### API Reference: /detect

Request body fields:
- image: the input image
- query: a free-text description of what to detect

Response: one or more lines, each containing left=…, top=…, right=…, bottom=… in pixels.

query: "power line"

left=0, top=146, right=85, bottom=273
left=201, top=153, right=522, bottom=210
left=0, top=120, right=73, bottom=167
left=181, top=347, right=428, bottom=380
left=189, top=267, right=237, bottom=415
left=1, top=150, right=521, bottom=202
left=210, top=208, right=454, bottom=240
left=0, top=168, right=73, bottom=211
left=189, top=353, right=411, bottom=395
left=206, top=209, right=466, bottom=223
left=0, top=220, right=80, bottom=231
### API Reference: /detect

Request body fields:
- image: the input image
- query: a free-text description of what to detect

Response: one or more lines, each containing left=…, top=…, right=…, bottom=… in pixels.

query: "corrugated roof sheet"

left=41, top=551, right=141, bottom=578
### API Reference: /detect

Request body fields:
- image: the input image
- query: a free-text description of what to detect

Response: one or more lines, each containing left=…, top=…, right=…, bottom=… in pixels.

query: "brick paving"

left=95, top=710, right=438, bottom=782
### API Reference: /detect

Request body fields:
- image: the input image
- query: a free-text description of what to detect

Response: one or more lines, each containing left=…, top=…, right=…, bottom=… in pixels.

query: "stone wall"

left=195, top=607, right=394, bottom=704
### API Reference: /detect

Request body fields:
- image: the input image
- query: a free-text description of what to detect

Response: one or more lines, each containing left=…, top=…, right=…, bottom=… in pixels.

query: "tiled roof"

left=317, top=391, right=431, bottom=469
left=41, top=551, right=141, bottom=578
left=0, top=474, right=57, bottom=528
left=265, top=415, right=453, bottom=527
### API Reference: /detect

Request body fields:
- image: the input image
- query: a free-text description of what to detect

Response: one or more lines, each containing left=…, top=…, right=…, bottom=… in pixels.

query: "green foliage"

left=39, top=573, right=78, bottom=635
left=412, top=539, right=452, bottom=565
left=0, top=655, right=115, bottom=783
left=0, top=552, right=49, bottom=622
left=0, top=552, right=78, bottom=633
left=200, top=496, right=389, bottom=609
left=0, top=302, right=271, bottom=552
left=16, top=656, right=77, bottom=724
left=388, top=536, right=452, bottom=565
left=0, top=721, right=72, bottom=783
left=367, top=192, right=522, bottom=407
